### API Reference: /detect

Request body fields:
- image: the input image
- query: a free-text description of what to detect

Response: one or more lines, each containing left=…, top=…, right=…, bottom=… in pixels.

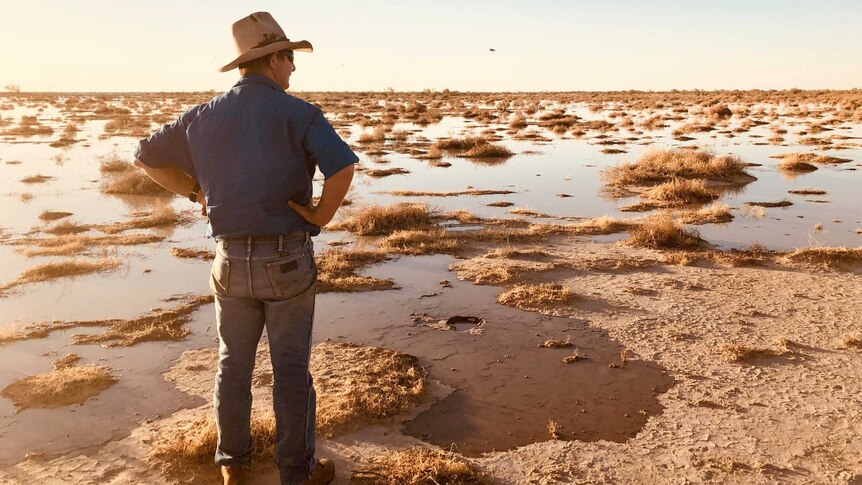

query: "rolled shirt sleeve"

left=134, top=108, right=197, bottom=176
left=303, top=109, right=358, bottom=178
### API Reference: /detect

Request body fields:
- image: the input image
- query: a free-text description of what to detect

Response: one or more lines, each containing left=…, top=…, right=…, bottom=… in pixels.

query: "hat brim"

left=218, top=40, right=313, bottom=72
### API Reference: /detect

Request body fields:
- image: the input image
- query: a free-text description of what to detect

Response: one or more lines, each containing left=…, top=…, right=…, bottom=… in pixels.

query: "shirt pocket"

left=264, top=248, right=316, bottom=299
left=210, top=256, right=231, bottom=295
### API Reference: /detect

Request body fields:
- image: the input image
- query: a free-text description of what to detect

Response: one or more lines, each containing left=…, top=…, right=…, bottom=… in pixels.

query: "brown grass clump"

left=330, top=203, right=436, bottom=236
left=38, top=210, right=73, bottom=221
left=98, top=207, right=193, bottom=234
left=744, top=200, right=792, bottom=208
left=380, top=229, right=461, bottom=255
left=21, top=239, right=89, bottom=257
left=642, top=178, right=717, bottom=206
left=70, top=295, right=213, bottom=347
left=52, top=353, right=82, bottom=369
left=780, top=246, right=862, bottom=270
left=603, top=149, right=751, bottom=187
left=623, top=216, right=705, bottom=250
left=315, top=248, right=395, bottom=292
left=365, top=167, right=410, bottom=177
left=462, top=143, right=514, bottom=158
left=538, top=336, right=573, bottom=348
left=21, top=174, right=53, bottom=184
left=562, top=349, right=585, bottom=364
left=0, top=363, right=117, bottom=410
left=312, top=342, right=426, bottom=436
left=44, top=220, right=92, bottom=236
left=497, top=283, right=575, bottom=310
left=20, top=234, right=164, bottom=257
left=788, top=188, right=826, bottom=196
left=100, top=168, right=173, bottom=196
left=679, top=203, right=733, bottom=225
left=381, top=189, right=514, bottom=197
left=352, top=447, right=486, bottom=485
left=778, top=157, right=818, bottom=172
left=151, top=343, right=426, bottom=478
left=434, top=136, right=513, bottom=159
left=169, top=247, right=214, bottom=260
left=99, top=155, right=134, bottom=173
left=771, top=153, right=852, bottom=165
left=709, top=244, right=772, bottom=267
left=0, top=257, right=121, bottom=296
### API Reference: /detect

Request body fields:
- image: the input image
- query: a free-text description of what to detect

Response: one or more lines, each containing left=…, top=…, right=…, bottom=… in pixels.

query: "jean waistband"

left=216, top=232, right=309, bottom=252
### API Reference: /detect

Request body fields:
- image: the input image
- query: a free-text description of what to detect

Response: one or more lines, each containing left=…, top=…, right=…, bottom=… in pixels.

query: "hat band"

left=254, top=32, right=289, bottom=49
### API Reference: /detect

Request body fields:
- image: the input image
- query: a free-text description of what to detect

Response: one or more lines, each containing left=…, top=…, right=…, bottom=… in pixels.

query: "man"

left=134, top=12, right=356, bottom=485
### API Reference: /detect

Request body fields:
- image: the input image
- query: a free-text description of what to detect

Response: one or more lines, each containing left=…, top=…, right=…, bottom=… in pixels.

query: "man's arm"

left=288, top=164, right=354, bottom=227
left=134, top=159, right=205, bottom=214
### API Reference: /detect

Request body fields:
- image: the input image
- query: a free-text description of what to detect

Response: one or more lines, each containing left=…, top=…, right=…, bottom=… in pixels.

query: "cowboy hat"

left=219, top=12, right=313, bottom=72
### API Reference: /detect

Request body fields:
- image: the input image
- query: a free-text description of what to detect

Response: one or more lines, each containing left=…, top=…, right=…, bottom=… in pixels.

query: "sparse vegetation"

left=352, top=447, right=486, bottom=485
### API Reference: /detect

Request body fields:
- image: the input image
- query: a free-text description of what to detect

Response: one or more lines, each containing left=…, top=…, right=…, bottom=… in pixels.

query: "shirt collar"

left=235, top=74, right=284, bottom=93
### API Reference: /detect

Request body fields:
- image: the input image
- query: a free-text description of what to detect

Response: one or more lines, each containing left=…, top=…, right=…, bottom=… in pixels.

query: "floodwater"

left=0, top=94, right=859, bottom=465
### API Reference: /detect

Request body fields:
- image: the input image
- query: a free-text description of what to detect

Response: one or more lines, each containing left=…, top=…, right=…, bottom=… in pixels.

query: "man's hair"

left=238, top=49, right=293, bottom=75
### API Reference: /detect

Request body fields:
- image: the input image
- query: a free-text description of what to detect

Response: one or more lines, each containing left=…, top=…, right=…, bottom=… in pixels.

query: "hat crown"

left=231, top=12, right=289, bottom=55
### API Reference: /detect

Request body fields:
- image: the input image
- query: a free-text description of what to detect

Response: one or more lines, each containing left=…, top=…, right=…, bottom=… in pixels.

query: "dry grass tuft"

left=497, top=283, right=575, bottom=310
left=365, top=167, right=410, bottom=177
left=352, top=447, right=486, bottom=485
left=434, top=136, right=513, bottom=159
left=778, top=157, right=818, bottom=172
left=744, top=200, right=793, bottom=208
left=562, top=349, right=585, bottom=364
left=623, top=216, right=705, bottom=250
left=380, top=229, right=461, bottom=255
left=38, top=210, right=74, bottom=221
left=21, top=174, right=53, bottom=184
left=538, top=336, right=573, bottom=348
left=381, top=189, right=514, bottom=197
left=315, top=248, right=395, bottom=292
left=642, top=178, right=717, bottom=206
left=52, top=353, right=81, bottom=370
left=679, top=203, right=733, bottom=225
left=0, top=257, right=121, bottom=296
left=19, top=234, right=164, bottom=257
left=98, top=207, right=193, bottom=234
left=44, top=220, right=91, bottom=236
left=0, top=364, right=117, bottom=410
left=788, top=188, right=826, bottom=196
left=330, top=203, right=437, bottom=236
left=70, top=295, right=213, bottom=347
left=100, top=168, right=173, bottom=196
left=312, top=342, right=426, bottom=436
left=151, top=343, right=427, bottom=478
left=771, top=152, right=852, bottom=165
left=169, top=247, right=214, bottom=260
left=603, top=149, right=751, bottom=187
left=780, top=246, right=862, bottom=270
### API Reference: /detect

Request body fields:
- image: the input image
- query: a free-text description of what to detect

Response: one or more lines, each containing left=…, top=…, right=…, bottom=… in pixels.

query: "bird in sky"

left=489, top=48, right=496, bottom=52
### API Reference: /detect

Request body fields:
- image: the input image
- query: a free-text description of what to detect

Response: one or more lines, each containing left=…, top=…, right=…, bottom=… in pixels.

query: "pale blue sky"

left=1, top=0, right=860, bottom=92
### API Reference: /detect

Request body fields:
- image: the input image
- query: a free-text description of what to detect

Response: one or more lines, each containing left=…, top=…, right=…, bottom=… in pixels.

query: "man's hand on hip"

left=287, top=200, right=331, bottom=226
left=288, top=164, right=355, bottom=227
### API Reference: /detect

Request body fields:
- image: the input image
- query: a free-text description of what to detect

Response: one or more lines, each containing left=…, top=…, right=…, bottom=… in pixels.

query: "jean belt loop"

left=246, top=236, right=252, bottom=256
left=278, top=234, right=284, bottom=253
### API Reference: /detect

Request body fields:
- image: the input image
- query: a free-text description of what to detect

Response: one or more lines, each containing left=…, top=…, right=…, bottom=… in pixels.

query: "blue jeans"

left=210, top=232, right=317, bottom=484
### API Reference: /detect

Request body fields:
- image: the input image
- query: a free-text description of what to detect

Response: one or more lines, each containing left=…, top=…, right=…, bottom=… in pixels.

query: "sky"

left=1, top=0, right=861, bottom=92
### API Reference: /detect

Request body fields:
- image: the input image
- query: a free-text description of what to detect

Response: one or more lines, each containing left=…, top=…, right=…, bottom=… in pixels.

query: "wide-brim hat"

left=219, top=12, right=312, bottom=72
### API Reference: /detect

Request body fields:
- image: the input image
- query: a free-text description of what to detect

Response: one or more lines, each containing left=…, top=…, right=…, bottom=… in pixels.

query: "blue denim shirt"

left=135, top=75, right=358, bottom=238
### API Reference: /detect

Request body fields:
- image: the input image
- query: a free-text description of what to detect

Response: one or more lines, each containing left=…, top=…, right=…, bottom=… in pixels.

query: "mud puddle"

left=314, top=254, right=674, bottom=456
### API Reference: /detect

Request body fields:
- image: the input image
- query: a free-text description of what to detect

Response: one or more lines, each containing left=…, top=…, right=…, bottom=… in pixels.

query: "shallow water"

left=0, top=95, right=860, bottom=464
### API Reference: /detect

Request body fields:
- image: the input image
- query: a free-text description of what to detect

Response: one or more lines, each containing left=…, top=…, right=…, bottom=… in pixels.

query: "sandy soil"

left=1, top=237, right=860, bottom=484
